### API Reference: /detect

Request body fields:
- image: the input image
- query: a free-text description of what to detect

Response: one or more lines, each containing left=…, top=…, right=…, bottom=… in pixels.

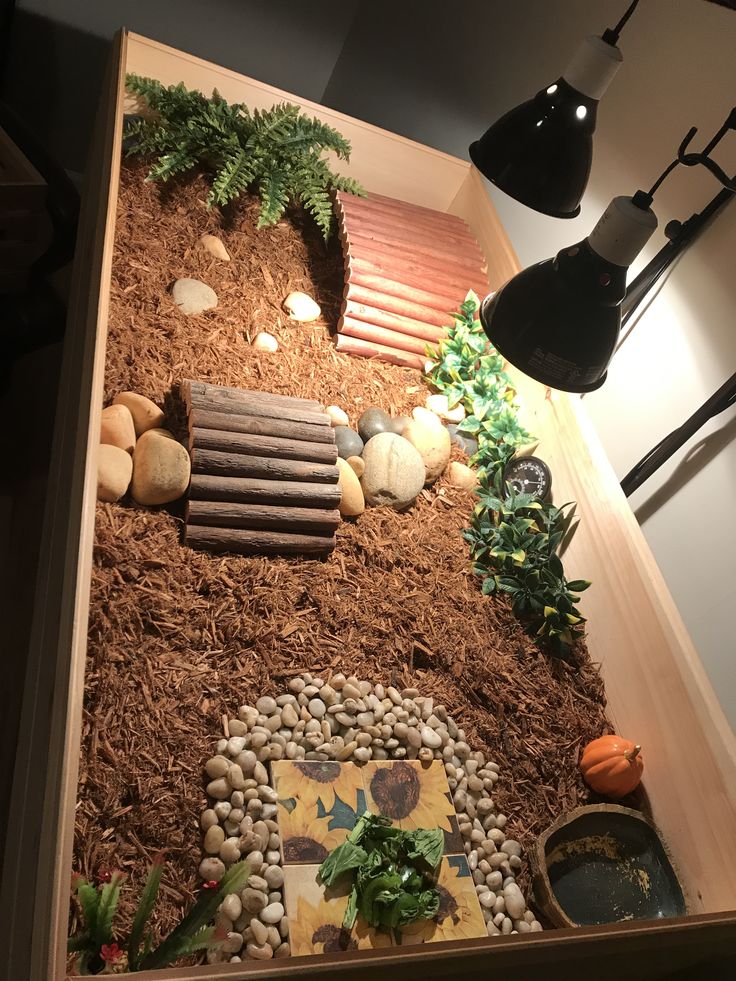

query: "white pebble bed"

left=199, top=673, right=542, bottom=962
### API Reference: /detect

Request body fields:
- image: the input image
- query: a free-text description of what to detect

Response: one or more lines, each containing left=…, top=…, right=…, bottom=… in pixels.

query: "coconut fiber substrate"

left=74, top=161, right=610, bottom=943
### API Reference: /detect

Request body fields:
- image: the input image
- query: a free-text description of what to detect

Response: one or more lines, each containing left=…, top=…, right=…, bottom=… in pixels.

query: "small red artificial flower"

left=97, top=869, right=113, bottom=884
left=202, top=879, right=219, bottom=890
left=100, top=943, right=123, bottom=964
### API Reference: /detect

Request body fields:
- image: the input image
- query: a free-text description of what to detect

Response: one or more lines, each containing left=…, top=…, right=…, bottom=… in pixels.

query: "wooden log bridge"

left=334, top=190, right=491, bottom=370
left=182, top=380, right=340, bottom=556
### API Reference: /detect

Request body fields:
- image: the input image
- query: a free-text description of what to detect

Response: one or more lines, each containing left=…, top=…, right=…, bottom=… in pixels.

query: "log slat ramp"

left=182, top=381, right=340, bottom=556
left=335, top=191, right=491, bottom=370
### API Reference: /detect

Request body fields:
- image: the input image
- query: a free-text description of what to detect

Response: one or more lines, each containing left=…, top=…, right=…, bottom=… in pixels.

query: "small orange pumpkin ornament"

left=580, top=735, right=644, bottom=798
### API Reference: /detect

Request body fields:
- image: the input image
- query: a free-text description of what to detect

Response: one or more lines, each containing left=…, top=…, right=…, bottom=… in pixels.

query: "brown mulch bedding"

left=73, top=160, right=609, bottom=944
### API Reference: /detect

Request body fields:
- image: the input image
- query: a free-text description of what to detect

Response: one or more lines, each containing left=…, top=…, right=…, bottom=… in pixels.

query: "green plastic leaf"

left=128, top=853, right=165, bottom=970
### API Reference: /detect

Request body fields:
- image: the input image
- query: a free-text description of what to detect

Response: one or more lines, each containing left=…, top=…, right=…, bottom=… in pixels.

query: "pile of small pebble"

left=199, top=673, right=542, bottom=963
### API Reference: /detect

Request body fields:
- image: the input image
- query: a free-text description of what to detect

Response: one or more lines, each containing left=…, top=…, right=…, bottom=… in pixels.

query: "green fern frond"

left=124, top=74, right=364, bottom=235
left=257, top=171, right=289, bottom=227
left=208, top=147, right=256, bottom=207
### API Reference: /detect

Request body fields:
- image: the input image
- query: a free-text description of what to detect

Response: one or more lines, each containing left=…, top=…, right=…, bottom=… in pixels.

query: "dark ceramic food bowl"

left=531, top=805, right=686, bottom=927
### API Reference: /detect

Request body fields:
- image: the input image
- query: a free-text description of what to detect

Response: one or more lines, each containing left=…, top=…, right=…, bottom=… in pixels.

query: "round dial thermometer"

left=503, top=456, right=552, bottom=501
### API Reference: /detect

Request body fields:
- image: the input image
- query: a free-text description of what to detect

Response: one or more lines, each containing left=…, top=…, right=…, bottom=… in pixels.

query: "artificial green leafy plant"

left=319, top=812, right=443, bottom=934
left=68, top=856, right=250, bottom=973
left=425, top=291, right=591, bottom=659
left=124, top=74, right=366, bottom=240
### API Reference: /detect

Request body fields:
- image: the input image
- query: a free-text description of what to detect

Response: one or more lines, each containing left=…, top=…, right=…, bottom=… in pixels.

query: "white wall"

left=323, top=0, right=736, bottom=727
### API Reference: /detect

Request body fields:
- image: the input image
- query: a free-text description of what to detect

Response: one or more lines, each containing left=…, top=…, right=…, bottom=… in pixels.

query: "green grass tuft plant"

left=124, top=74, right=366, bottom=240
left=425, top=291, right=591, bottom=659
left=68, top=856, right=250, bottom=973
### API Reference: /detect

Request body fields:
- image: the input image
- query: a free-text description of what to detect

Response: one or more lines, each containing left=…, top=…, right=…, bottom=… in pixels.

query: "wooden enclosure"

left=2, top=29, right=736, bottom=981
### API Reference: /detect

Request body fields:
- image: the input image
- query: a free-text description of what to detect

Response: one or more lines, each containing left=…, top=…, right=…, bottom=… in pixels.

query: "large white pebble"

left=206, top=777, right=231, bottom=800
left=250, top=917, right=268, bottom=946
left=421, top=726, right=442, bottom=749
left=205, top=756, right=230, bottom=779
left=261, top=901, right=285, bottom=924
left=283, top=291, right=321, bottom=322
left=252, top=331, right=278, bottom=353
left=257, top=696, right=277, bottom=715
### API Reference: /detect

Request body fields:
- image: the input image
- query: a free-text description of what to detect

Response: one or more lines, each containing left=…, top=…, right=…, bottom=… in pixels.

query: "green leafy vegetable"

left=318, top=812, right=443, bottom=936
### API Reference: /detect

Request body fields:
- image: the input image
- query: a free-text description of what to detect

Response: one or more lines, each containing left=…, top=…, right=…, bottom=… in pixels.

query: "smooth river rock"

left=346, top=455, right=365, bottom=478
left=447, top=461, right=478, bottom=490
left=336, top=458, right=365, bottom=517
left=360, top=432, right=425, bottom=510
left=112, top=391, right=165, bottom=437
left=325, top=405, right=349, bottom=427
left=252, top=331, right=278, bottom=352
left=447, top=424, right=478, bottom=457
left=97, top=444, right=133, bottom=502
left=358, top=407, right=391, bottom=443
left=334, top=426, right=363, bottom=460
left=198, top=233, right=231, bottom=261
left=283, top=291, right=320, bottom=322
left=172, top=277, right=218, bottom=315
left=131, top=429, right=191, bottom=505
left=403, top=418, right=451, bottom=484
left=100, top=403, right=136, bottom=453
left=387, top=415, right=410, bottom=436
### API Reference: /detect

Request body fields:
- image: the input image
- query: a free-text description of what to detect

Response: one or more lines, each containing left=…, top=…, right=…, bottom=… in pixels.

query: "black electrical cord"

left=621, top=373, right=736, bottom=496
left=602, top=0, right=641, bottom=45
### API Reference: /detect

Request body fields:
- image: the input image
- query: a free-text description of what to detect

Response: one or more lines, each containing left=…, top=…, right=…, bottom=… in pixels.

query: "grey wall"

left=4, top=0, right=361, bottom=172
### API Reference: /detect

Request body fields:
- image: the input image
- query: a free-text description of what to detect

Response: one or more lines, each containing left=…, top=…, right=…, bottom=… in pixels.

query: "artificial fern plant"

left=124, top=75, right=366, bottom=240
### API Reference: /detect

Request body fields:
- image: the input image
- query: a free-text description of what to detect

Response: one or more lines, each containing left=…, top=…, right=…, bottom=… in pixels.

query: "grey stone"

left=358, top=407, right=391, bottom=442
left=361, top=433, right=425, bottom=510
left=334, top=426, right=364, bottom=459
left=171, top=277, right=218, bottom=315
left=447, top=424, right=478, bottom=457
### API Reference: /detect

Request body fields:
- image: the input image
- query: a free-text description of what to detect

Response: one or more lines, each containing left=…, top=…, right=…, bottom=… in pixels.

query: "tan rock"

left=346, top=455, right=365, bottom=477
left=326, top=405, right=349, bottom=427
left=361, top=433, right=425, bottom=510
left=112, top=391, right=165, bottom=436
left=336, top=458, right=364, bottom=517
left=425, top=393, right=449, bottom=416
left=411, top=405, right=445, bottom=430
left=447, top=461, right=478, bottom=490
left=403, top=419, right=451, bottom=484
left=425, top=393, right=465, bottom=424
left=199, top=233, right=231, bottom=261
left=283, top=291, right=321, bottom=322
left=131, top=429, right=191, bottom=506
left=252, top=331, right=278, bottom=352
left=97, top=444, right=133, bottom=502
left=100, top=404, right=136, bottom=453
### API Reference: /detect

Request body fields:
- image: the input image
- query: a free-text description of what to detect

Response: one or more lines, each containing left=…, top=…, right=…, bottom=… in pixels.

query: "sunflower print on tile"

left=272, top=759, right=364, bottom=813
left=399, top=856, right=486, bottom=944
left=278, top=799, right=348, bottom=864
left=363, top=760, right=455, bottom=834
left=289, top=893, right=394, bottom=956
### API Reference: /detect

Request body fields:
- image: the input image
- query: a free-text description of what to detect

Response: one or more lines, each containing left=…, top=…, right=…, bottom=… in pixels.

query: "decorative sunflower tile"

left=398, top=855, right=486, bottom=945
left=283, top=864, right=394, bottom=955
left=362, top=760, right=464, bottom=854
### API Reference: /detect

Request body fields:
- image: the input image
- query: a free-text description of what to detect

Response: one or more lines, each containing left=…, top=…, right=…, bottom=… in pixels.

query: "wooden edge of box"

left=3, top=24, right=735, bottom=981
left=0, top=29, right=128, bottom=981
